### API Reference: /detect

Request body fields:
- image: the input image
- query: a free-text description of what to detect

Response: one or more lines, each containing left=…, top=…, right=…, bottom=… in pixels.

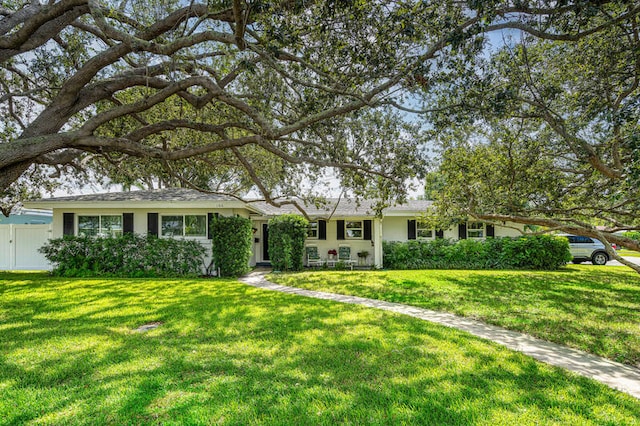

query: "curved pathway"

left=240, top=271, right=640, bottom=400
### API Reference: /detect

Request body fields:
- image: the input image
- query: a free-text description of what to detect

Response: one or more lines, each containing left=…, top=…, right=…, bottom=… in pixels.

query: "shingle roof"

left=251, top=198, right=433, bottom=218
left=27, top=188, right=433, bottom=217
left=31, top=188, right=236, bottom=203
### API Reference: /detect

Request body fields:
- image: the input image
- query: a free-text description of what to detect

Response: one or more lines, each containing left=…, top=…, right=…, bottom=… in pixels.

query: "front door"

left=262, top=224, right=269, bottom=261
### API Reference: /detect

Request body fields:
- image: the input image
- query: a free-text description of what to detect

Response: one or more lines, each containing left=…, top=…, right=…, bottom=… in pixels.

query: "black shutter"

left=436, top=229, right=444, bottom=239
left=207, top=213, right=214, bottom=239
left=363, top=220, right=372, bottom=240
left=147, top=213, right=159, bottom=237
left=63, top=213, right=74, bottom=236
left=319, top=220, right=327, bottom=240
left=123, top=213, right=134, bottom=235
left=408, top=219, right=416, bottom=240
left=458, top=223, right=467, bottom=240
left=262, top=224, right=270, bottom=260
left=337, top=220, right=345, bottom=240
left=486, top=224, right=495, bottom=238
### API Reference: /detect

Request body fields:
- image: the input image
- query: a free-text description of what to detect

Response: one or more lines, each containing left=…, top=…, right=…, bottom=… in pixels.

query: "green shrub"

left=383, top=235, right=571, bottom=271
left=210, top=215, right=253, bottom=277
left=268, top=214, right=309, bottom=272
left=622, top=231, right=640, bottom=242
left=503, top=235, right=572, bottom=270
left=39, top=234, right=205, bottom=277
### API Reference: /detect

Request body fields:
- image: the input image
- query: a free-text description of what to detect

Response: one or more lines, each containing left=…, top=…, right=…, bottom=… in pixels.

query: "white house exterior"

left=18, top=188, right=525, bottom=271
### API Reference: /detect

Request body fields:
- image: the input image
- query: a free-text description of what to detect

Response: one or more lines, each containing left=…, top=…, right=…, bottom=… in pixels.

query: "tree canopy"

left=0, top=0, right=434, bottom=212
left=3, top=0, right=636, bottom=215
left=423, top=2, right=640, bottom=270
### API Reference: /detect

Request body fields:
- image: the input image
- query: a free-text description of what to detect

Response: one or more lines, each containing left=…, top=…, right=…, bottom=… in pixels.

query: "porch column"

left=373, top=218, right=383, bottom=268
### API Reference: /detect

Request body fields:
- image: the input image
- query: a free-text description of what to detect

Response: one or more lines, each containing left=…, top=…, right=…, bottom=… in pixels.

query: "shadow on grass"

left=427, top=268, right=640, bottom=366
left=1, top=272, right=639, bottom=425
left=271, top=267, right=640, bottom=367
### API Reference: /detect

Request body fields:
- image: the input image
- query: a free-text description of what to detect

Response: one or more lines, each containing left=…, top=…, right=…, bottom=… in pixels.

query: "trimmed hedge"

left=211, top=215, right=253, bottom=277
left=39, top=234, right=206, bottom=277
left=268, top=214, right=309, bottom=272
left=383, top=235, right=571, bottom=270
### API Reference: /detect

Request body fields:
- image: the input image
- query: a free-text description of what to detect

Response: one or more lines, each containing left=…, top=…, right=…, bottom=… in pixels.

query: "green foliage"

left=268, top=214, right=309, bottom=272
left=383, top=235, right=571, bottom=270
left=623, top=231, right=640, bottom=242
left=444, top=26, right=635, bottom=256
left=425, top=15, right=640, bottom=254
left=39, top=234, right=205, bottom=277
left=333, top=261, right=351, bottom=271
left=3, top=0, right=436, bottom=213
left=422, top=171, right=447, bottom=201
left=210, top=215, right=253, bottom=277
left=502, top=235, right=573, bottom=270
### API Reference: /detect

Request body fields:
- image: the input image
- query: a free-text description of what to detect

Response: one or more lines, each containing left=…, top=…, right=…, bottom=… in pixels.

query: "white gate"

left=0, top=227, right=10, bottom=270
left=0, top=224, right=52, bottom=271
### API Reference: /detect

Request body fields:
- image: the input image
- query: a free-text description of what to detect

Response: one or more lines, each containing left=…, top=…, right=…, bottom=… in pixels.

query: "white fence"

left=0, top=224, right=52, bottom=271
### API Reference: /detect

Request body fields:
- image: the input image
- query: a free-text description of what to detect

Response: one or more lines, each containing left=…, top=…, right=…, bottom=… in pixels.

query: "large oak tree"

left=423, top=2, right=640, bottom=270
left=1, top=0, right=636, bottom=217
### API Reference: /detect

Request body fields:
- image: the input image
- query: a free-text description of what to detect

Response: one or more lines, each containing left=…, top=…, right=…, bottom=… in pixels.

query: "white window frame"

left=345, top=220, right=363, bottom=240
left=77, top=214, right=123, bottom=238
left=307, top=221, right=319, bottom=239
left=416, top=221, right=434, bottom=239
left=467, top=222, right=485, bottom=239
left=161, top=214, right=207, bottom=238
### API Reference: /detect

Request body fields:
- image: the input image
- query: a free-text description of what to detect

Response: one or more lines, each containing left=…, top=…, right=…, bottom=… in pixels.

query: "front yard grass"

left=618, top=249, right=640, bottom=258
left=268, top=265, right=640, bottom=368
left=1, top=272, right=639, bottom=424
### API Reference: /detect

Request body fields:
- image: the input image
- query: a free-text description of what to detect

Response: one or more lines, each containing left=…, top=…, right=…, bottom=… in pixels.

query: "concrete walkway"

left=240, top=271, right=640, bottom=400
left=608, top=256, right=640, bottom=267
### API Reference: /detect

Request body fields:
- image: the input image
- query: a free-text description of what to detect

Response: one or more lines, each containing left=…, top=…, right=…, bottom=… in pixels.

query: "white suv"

left=563, top=235, right=609, bottom=265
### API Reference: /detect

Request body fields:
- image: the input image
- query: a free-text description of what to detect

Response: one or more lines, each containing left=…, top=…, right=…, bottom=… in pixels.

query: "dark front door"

left=262, top=224, right=270, bottom=261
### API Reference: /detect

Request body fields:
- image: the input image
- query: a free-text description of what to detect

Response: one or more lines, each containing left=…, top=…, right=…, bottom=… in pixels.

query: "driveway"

left=606, top=256, right=640, bottom=266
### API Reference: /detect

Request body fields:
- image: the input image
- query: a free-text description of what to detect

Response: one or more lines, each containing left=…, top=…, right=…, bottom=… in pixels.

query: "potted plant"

left=357, top=250, right=369, bottom=265
left=328, top=249, right=337, bottom=260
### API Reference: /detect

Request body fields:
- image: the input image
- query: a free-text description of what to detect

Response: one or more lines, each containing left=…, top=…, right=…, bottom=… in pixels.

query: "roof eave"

left=23, top=199, right=262, bottom=212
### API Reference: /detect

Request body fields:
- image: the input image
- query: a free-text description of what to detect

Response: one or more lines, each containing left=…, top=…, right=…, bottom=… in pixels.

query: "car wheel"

left=592, top=252, right=608, bottom=265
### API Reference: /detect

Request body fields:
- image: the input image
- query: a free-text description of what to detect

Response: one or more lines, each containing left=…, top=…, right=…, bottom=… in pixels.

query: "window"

left=161, top=215, right=183, bottom=236
left=307, top=221, right=318, bottom=239
left=567, top=235, right=593, bottom=244
left=161, top=215, right=207, bottom=237
left=417, top=221, right=433, bottom=239
left=185, top=215, right=207, bottom=236
left=345, top=220, right=363, bottom=239
left=467, top=222, right=484, bottom=239
left=78, top=215, right=122, bottom=237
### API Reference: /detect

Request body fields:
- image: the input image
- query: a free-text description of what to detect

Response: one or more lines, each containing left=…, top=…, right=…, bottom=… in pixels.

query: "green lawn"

left=269, top=266, right=640, bottom=367
left=618, top=249, right=640, bottom=258
left=1, top=273, right=639, bottom=424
